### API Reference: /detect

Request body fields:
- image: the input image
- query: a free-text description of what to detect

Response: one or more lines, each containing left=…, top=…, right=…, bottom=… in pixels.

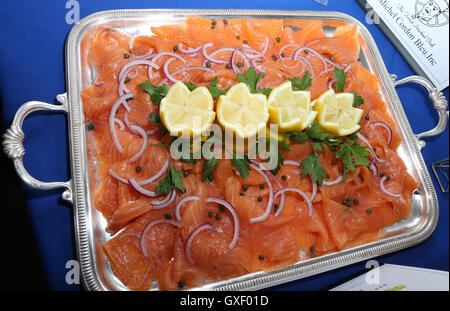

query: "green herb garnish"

left=139, top=80, right=170, bottom=105
left=288, top=71, right=312, bottom=91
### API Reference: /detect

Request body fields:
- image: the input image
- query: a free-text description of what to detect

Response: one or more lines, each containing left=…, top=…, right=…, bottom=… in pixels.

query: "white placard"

left=330, top=264, right=449, bottom=291
left=366, top=0, right=449, bottom=90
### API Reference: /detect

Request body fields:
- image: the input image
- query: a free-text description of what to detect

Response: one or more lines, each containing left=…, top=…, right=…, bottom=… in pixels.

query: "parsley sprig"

left=333, top=67, right=346, bottom=92
left=149, top=143, right=186, bottom=194
left=284, top=122, right=370, bottom=185
left=138, top=81, right=170, bottom=105
left=288, top=71, right=312, bottom=91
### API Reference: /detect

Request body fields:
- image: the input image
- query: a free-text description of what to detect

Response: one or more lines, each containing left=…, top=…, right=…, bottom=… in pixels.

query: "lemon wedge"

left=267, top=81, right=317, bottom=132
left=314, top=89, right=363, bottom=136
left=216, top=83, right=269, bottom=139
left=160, top=81, right=215, bottom=136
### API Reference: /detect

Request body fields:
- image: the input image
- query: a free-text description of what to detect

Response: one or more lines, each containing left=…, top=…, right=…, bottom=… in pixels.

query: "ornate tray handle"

left=2, top=94, right=72, bottom=202
left=392, top=74, right=448, bottom=150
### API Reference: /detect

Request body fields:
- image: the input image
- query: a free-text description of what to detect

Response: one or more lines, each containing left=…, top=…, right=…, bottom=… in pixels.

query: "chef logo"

left=414, top=0, right=449, bottom=27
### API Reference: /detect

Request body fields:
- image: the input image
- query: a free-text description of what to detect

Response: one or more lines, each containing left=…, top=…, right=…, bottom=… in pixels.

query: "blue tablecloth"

left=0, top=0, right=448, bottom=291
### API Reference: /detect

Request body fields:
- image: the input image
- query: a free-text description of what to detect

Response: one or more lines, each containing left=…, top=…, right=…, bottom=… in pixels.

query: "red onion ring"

left=369, top=157, right=378, bottom=175
left=279, top=43, right=301, bottom=61
left=131, top=48, right=155, bottom=60
left=202, top=42, right=229, bottom=64
left=114, top=118, right=125, bottom=131
left=140, top=218, right=181, bottom=257
left=128, top=124, right=148, bottom=163
left=138, top=158, right=169, bottom=186
left=264, top=171, right=286, bottom=217
left=108, top=157, right=169, bottom=186
left=231, top=48, right=251, bottom=73
left=163, top=57, right=179, bottom=83
left=273, top=187, right=314, bottom=217
left=261, top=36, right=269, bottom=55
left=322, top=174, right=343, bottom=186
left=249, top=164, right=274, bottom=224
left=380, top=176, right=401, bottom=198
left=371, top=121, right=392, bottom=145
left=311, top=182, right=318, bottom=201
left=283, top=160, right=301, bottom=166
left=296, top=56, right=315, bottom=76
left=251, top=58, right=264, bottom=73
left=108, top=167, right=129, bottom=184
left=109, top=93, right=134, bottom=153
left=293, top=47, right=327, bottom=73
left=241, top=47, right=267, bottom=60
left=185, top=223, right=213, bottom=264
left=205, top=197, right=239, bottom=249
left=357, top=133, right=386, bottom=163
left=206, top=47, right=235, bottom=64
left=177, top=42, right=203, bottom=54
left=94, top=81, right=105, bottom=86
left=152, top=52, right=187, bottom=65
left=327, top=78, right=336, bottom=89
left=282, top=60, right=302, bottom=70
left=129, top=178, right=159, bottom=197
left=152, top=189, right=177, bottom=209
left=175, top=195, right=201, bottom=221
left=118, top=59, right=160, bottom=83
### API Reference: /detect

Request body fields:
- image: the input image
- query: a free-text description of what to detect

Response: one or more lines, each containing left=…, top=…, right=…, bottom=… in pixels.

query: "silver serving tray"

left=3, top=9, right=448, bottom=291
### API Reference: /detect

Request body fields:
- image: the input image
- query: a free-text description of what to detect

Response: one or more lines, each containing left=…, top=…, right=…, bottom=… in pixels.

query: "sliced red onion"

left=189, top=52, right=198, bottom=58
left=371, top=121, right=392, bottom=145
left=231, top=48, right=251, bottom=73
left=158, top=78, right=168, bottom=86
left=249, top=164, right=274, bottom=224
left=202, top=42, right=229, bottom=64
left=108, top=167, right=129, bottom=184
left=283, top=160, right=301, bottom=166
left=94, top=81, right=105, bottom=86
left=296, top=56, right=315, bottom=76
left=129, top=124, right=148, bottom=163
left=264, top=171, right=286, bottom=217
left=344, top=65, right=356, bottom=80
left=108, top=157, right=169, bottom=186
left=327, top=78, right=336, bottom=89
left=152, top=189, right=177, bottom=209
left=163, top=57, right=179, bottom=83
left=279, top=43, right=301, bottom=61
left=294, top=47, right=327, bottom=73
left=114, top=118, right=125, bottom=131
left=241, top=46, right=267, bottom=60
left=118, top=59, right=160, bottom=83
left=177, top=43, right=204, bottom=54
left=322, top=174, right=343, bottom=186
left=206, top=47, right=235, bottom=63
left=146, top=128, right=160, bottom=136
left=131, top=48, right=155, bottom=60
left=205, top=197, right=239, bottom=249
left=274, top=187, right=314, bottom=217
left=140, top=218, right=181, bottom=257
left=369, top=157, right=378, bottom=175
left=175, top=195, right=201, bottom=221
left=251, top=58, right=264, bottom=73
left=282, top=60, right=302, bottom=70
left=261, top=36, right=269, bottom=55
left=138, top=158, right=169, bottom=186
left=152, top=52, right=187, bottom=64
left=185, top=223, right=213, bottom=264
left=311, top=181, right=318, bottom=201
left=380, top=176, right=401, bottom=198
left=357, top=133, right=386, bottom=163
left=109, top=93, right=134, bottom=153
left=129, top=178, right=159, bottom=197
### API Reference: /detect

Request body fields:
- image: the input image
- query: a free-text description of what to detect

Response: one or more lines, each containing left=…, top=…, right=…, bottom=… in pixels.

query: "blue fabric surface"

left=0, top=0, right=448, bottom=291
